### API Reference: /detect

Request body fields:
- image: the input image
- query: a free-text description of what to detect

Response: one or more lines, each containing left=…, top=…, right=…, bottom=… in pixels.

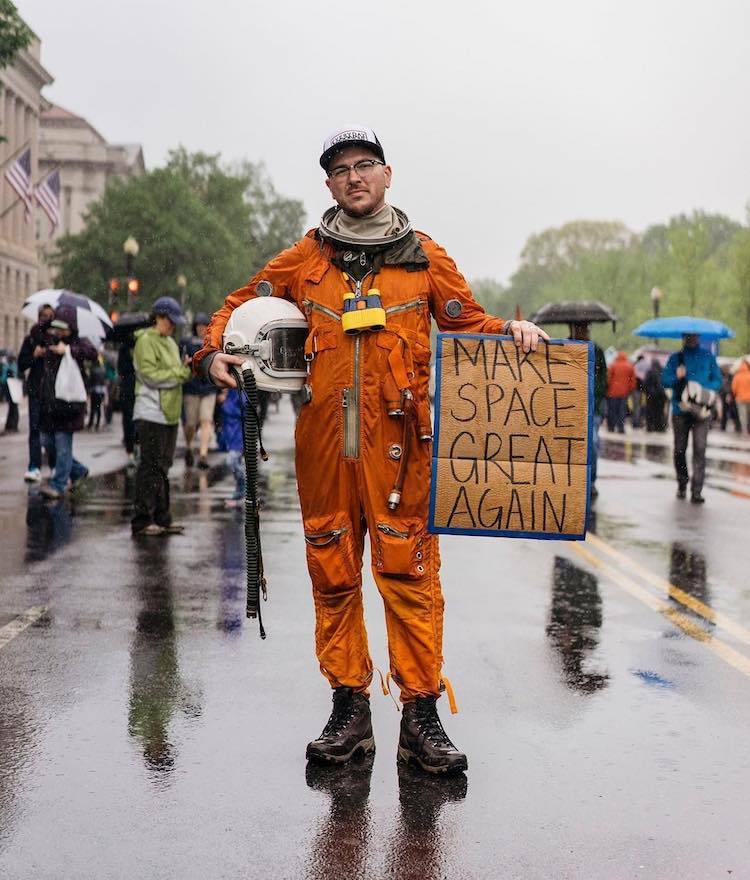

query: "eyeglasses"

left=327, top=159, right=385, bottom=180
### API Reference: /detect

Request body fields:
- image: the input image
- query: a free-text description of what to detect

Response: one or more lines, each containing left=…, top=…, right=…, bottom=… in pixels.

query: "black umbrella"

left=110, top=311, right=151, bottom=342
left=528, top=300, right=618, bottom=332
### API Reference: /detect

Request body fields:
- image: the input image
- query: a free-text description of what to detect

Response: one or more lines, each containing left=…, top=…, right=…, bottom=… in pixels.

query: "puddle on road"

left=601, top=438, right=750, bottom=485
left=20, top=453, right=300, bottom=569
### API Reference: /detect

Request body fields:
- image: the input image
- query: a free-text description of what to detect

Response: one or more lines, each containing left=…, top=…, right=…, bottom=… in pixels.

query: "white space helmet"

left=223, top=298, right=308, bottom=393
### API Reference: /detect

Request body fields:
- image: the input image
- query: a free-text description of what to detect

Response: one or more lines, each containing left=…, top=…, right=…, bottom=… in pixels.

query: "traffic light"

left=127, top=278, right=139, bottom=295
left=108, top=278, right=120, bottom=296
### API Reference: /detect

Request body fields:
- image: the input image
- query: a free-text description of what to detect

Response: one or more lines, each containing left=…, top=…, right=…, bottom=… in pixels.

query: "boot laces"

left=415, top=698, right=454, bottom=749
left=321, top=690, right=358, bottom=738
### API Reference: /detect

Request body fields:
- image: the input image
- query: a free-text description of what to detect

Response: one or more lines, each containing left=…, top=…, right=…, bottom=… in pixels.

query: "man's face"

left=39, top=306, right=54, bottom=323
left=324, top=146, right=392, bottom=217
left=684, top=333, right=699, bottom=349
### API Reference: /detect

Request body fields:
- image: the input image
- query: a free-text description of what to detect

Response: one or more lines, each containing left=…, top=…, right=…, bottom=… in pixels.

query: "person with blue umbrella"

left=661, top=333, right=722, bottom=503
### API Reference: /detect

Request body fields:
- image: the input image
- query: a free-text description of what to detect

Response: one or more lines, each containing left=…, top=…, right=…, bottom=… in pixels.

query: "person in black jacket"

left=38, top=305, right=97, bottom=500
left=18, top=303, right=56, bottom=482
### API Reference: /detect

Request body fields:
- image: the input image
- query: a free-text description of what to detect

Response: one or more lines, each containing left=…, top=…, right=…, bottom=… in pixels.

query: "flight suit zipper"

left=304, top=527, right=348, bottom=546
left=303, top=299, right=341, bottom=321
left=341, top=274, right=371, bottom=460
left=385, top=298, right=426, bottom=316
left=376, top=523, right=409, bottom=539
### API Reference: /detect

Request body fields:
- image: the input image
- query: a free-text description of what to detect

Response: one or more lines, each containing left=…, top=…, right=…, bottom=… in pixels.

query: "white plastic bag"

left=6, top=376, right=23, bottom=404
left=54, top=346, right=87, bottom=403
left=679, top=380, right=716, bottom=420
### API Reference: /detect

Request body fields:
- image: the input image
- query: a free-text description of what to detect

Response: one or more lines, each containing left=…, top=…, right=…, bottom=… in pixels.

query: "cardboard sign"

left=429, top=333, right=593, bottom=540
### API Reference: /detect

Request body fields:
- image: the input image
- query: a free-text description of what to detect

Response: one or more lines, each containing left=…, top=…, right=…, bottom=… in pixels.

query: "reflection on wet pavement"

left=389, top=764, right=467, bottom=880
left=128, top=541, right=202, bottom=782
left=601, top=437, right=750, bottom=486
left=305, top=755, right=373, bottom=880
left=303, top=755, right=467, bottom=880
left=669, top=543, right=709, bottom=607
left=547, top=556, right=609, bottom=694
left=25, top=497, right=73, bottom=563
left=215, top=515, right=245, bottom=633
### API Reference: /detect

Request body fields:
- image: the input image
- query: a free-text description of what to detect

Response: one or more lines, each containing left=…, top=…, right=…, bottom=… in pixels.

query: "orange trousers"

left=295, top=339, right=444, bottom=701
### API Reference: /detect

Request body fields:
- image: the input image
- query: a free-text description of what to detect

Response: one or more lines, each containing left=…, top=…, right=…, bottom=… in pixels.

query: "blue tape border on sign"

left=428, top=332, right=593, bottom=541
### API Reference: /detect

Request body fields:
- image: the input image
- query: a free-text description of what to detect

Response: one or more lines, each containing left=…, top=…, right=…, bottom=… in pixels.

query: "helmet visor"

left=263, top=326, right=308, bottom=374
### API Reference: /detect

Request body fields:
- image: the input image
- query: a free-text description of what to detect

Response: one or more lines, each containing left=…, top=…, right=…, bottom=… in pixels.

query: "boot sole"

left=397, top=744, right=468, bottom=775
left=306, top=736, right=376, bottom=765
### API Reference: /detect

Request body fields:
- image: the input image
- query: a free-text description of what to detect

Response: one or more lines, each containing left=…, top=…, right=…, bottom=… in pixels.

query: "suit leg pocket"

left=374, top=517, right=425, bottom=580
left=304, top=513, right=358, bottom=590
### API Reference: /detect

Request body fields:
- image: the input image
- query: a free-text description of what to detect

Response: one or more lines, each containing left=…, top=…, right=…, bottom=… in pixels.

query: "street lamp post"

left=650, top=286, right=663, bottom=346
left=650, top=286, right=662, bottom=319
left=123, top=236, right=140, bottom=309
left=176, top=274, right=187, bottom=310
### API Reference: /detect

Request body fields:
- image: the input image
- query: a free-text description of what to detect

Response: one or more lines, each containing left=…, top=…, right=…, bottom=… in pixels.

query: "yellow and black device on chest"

left=341, top=271, right=386, bottom=335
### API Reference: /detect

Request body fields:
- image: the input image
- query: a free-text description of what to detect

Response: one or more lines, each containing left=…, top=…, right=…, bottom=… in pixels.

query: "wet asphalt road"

left=1, top=409, right=750, bottom=879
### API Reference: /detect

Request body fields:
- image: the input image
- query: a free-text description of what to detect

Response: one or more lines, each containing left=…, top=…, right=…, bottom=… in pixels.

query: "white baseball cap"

left=319, top=125, right=385, bottom=170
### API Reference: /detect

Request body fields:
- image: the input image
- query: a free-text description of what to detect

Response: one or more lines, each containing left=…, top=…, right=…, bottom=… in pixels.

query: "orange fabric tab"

left=304, top=327, right=319, bottom=358
left=384, top=672, right=401, bottom=711
left=375, top=667, right=389, bottom=695
left=441, top=676, right=459, bottom=715
left=387, top=339, right=411, bottom=391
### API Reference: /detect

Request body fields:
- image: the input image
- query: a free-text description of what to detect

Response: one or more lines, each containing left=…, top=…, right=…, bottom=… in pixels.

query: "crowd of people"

left=601, top=347, right=750, bottom=437
left=3, top=297, right=260, bottom=527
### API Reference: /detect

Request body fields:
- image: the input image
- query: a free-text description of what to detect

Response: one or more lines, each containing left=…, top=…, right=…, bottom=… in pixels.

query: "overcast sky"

left=20, top=0, right=750, bottom=282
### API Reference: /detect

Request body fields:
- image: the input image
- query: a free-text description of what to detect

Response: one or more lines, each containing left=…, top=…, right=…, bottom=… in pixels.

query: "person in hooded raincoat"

left=194, top=126, right=548, bottom=775
left=38, top=304, right=97, bottom=500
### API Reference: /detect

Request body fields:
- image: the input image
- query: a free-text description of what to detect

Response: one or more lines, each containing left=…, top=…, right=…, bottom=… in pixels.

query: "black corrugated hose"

left=231, top=365, right=268, bottom=639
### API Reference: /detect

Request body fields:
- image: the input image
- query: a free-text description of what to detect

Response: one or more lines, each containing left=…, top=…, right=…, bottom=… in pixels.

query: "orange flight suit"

left=195, top=230, right=507, bottom=702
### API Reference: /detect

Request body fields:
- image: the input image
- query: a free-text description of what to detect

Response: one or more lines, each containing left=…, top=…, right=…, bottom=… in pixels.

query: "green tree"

left=0, top=1, right=31, bottom=70
left=519, top=220, right=635, bottom=274
left=50, top=150, right=305, bottom=315
left=729, top=228, right=750, bottom=353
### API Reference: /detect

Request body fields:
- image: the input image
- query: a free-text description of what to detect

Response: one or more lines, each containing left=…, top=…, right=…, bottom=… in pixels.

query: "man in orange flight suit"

left=194, top=126, right=547, bottom=774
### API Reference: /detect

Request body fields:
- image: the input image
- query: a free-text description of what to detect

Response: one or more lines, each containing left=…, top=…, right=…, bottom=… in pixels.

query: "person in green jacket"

left=132, top=297, right=192, bottom=537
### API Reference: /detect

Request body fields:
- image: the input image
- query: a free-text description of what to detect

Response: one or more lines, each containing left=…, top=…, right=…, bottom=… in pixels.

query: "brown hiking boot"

left=306, top=687, right=375, bottom=765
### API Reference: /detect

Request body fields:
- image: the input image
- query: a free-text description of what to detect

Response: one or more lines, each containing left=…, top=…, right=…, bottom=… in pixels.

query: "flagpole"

left=35, top=164, right=60, bottom=187
left=0, top=193, right=26, bottom=221
left=0, top=165, right=60, bottom=222
left=0, top=139, right=31, bottom=176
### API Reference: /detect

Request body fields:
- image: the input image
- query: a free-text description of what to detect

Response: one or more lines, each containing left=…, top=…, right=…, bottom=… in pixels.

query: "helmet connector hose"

left=231, top=365, right=268, bottom=639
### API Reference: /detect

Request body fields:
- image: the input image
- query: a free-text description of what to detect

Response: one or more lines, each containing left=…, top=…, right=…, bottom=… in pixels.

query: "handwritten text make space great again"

left=432, top=336, right=590, bottom=537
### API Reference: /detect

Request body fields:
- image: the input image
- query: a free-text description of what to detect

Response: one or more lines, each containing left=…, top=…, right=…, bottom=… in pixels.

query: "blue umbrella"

left=633, top=316, right=734, bottom=340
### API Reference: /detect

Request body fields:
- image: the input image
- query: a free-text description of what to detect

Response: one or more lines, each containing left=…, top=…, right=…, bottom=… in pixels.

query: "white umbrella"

left=22, top=289, right=112, bottom=342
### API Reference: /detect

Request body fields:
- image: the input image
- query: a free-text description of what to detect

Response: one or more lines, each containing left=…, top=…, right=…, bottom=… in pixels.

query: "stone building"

left=0, top=34, right=53, bottom=352
left=37, top=105, right=145, bottom=289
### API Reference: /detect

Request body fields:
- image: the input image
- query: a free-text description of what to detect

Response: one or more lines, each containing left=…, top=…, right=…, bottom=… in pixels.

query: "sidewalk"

left=0, top=407, right=129, bottom=512
left=600, top=423, right=750, bottom=462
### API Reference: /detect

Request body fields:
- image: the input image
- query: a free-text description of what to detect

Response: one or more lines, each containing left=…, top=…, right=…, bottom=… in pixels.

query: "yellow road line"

left=0, top=606, right=47, bottom=651
left=568, top=543, right=750, bottom=680
left=586, top=532, right=750, bottom=648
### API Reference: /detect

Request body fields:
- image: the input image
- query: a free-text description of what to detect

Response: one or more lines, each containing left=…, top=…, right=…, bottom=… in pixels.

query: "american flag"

left=35, top=168, right=61, bottom=230
left=4, top=147, right=33, bottom=219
